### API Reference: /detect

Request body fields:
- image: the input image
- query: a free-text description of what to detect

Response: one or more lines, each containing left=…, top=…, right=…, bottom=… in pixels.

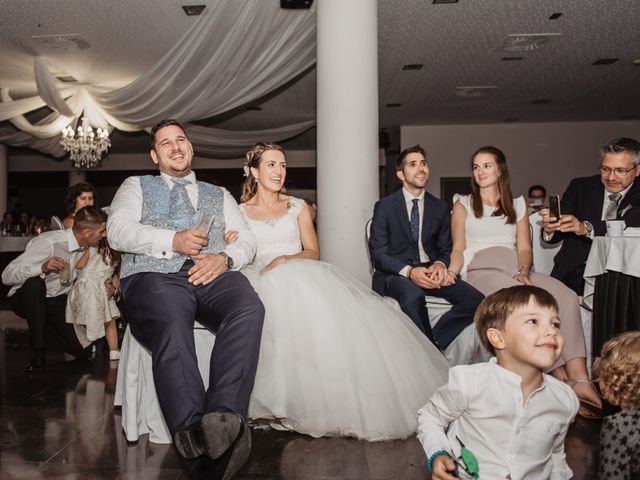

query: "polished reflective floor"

left=0, top=326, right=600, bottom=479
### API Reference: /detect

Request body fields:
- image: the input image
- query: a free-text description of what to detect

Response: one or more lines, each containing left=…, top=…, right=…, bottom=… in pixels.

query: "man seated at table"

left=1, top=206, right=107, bottom=371
left=541, top=137, right=640, bottom=294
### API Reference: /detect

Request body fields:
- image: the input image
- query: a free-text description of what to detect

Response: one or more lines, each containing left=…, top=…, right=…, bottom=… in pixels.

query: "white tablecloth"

left=0, top=236, right=33, bottom=252
left=583, top=236, right=640, bottom=309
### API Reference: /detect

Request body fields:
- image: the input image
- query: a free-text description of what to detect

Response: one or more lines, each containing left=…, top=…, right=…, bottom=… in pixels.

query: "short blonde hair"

left=593, top=331, right=640, bottom=409
left=474, top=285, right=558, bottom=356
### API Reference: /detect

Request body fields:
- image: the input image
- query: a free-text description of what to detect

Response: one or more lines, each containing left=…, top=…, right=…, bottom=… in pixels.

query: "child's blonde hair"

left=593, top=331, right=640, bottom=409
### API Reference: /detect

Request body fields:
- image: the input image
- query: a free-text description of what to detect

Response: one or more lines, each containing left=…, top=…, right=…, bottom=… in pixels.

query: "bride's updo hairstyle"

left=241, top=142, right=285, bottom=202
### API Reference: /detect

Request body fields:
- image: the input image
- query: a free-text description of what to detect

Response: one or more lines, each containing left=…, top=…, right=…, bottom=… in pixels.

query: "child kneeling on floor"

left=418, top=285, right=579, bottom=479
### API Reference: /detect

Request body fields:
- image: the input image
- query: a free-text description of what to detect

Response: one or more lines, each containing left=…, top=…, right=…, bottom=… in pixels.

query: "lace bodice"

left=241, top=196, right=304, bottom=268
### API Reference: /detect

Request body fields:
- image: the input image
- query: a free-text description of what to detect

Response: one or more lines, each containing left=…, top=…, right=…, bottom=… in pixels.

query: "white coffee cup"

left=606, top=220, right=626, bottom=237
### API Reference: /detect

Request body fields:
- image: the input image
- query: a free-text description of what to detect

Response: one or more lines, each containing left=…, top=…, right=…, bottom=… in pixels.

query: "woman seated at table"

left=449, top=146, right=602, bottom=419
left=63, top=183, right=96, bottom=228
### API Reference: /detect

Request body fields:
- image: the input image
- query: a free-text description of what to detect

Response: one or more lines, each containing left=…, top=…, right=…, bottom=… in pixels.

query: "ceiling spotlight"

left=592, top=58, right=619, bottom=65
left=632, top=59, right=640, bottom=66
left=182, top=5, right=206, bottom=16
left=549, top=12, right=563, bottom=20
left=386, top=103, right=402, bottom=108
left=502, top=57, right=523, bottom=61
left=246, top=106, right=262, bottom=111
left=280, top=0, right=313, bottom=9
left=433, top=0, right=459, bottom=3
left=402, top=64, right=423, bottom=71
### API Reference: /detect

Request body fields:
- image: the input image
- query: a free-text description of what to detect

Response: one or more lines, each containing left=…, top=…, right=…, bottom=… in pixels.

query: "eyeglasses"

left=599, top=165, right=638, bottom=177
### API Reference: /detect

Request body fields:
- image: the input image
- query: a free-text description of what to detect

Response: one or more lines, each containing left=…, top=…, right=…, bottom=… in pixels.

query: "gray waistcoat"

left=120, top=175, right=226, bottom=279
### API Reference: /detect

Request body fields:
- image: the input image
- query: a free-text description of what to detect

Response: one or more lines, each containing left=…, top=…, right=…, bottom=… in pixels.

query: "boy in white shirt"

left=418, top=285, right=579, bottom=480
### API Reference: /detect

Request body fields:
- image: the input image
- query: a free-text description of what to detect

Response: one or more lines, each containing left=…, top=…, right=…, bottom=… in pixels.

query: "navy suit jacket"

left=547, top=175, right=640, bottom=282
left=369, top=188, right=451, bottom=295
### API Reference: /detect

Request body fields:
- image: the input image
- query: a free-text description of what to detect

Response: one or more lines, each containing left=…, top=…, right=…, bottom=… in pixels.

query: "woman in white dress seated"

left=234, top=142, right=449, bottom=441
left=449, top=146, right=602, bottom=419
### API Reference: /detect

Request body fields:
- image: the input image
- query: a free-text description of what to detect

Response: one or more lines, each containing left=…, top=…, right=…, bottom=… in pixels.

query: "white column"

left=68, top=169, right=86, bottom=186
left=0, top=145, right=7, bottom=216
left=316, top=0, right=379, bottom=284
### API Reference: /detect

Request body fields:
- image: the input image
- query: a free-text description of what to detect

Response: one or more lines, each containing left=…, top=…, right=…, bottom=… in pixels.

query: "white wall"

left=401, top=121, right=640, bottom=199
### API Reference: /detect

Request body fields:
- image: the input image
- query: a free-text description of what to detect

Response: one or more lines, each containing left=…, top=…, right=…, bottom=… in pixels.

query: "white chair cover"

left=114, top=324, right=215, bottom=444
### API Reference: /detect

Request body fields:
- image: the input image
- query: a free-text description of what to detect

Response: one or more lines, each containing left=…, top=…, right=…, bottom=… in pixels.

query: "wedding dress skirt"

left=243, top=259, right=449, bottom=441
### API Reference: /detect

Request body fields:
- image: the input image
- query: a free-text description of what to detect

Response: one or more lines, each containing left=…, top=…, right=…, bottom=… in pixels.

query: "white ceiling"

left=2, top=0, right=639, bottom=155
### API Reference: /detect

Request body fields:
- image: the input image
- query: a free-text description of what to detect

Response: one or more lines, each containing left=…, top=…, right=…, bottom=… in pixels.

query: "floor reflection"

left=1, top=327, right=601, bottom=479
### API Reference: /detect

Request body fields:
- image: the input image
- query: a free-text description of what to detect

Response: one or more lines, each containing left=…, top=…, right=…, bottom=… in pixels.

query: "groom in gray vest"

left=108, top=119, right=264, bottom=479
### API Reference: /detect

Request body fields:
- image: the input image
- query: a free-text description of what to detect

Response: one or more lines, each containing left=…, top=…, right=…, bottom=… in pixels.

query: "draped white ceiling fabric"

left=0, top=0, right=316, bottom=158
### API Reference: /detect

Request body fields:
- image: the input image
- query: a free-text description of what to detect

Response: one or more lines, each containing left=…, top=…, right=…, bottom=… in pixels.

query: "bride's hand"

left=260, top=255, right=289, bottom=274
left=224, top=230, right=238, bottom=245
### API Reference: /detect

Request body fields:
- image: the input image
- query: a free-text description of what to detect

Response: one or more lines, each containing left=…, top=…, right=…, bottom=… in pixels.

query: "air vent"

left=386, top=103, right=402, bottom=108
left=496, top=33, right=560, bottom=52
left=433, top=0, right=459, bottom=3
left=502, top=56, right=523, bottom=61
left=592, top=58, right=619, bottom=65
left=549, top=13, right=563, bottom=20
left=30, top=34, right=90, bottom=53
left=532, top=98, right=551, bottom=105
left=402, top=64, right=423, bottom=71
left=182, top=5, right=205, bottom=16
left=56, top=75, right=78, bottom=83
left=454, top=86, right=497, bottom=98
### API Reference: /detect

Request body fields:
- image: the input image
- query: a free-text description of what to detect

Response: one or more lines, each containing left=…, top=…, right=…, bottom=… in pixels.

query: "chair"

left=114, top=323, right=216, bottom=444
left=364, top=219, right=488, bottom=366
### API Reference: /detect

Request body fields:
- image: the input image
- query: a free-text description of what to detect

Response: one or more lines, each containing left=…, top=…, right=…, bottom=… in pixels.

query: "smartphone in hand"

left=548, top=195, right=561, bottom=219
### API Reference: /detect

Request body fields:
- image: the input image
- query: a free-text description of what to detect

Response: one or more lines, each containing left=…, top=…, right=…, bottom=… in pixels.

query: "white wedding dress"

left=241, top=196, right=449, bottom=441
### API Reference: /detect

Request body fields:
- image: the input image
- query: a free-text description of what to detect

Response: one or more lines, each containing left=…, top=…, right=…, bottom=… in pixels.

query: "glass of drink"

left=59, top=261, right=71, bottom=286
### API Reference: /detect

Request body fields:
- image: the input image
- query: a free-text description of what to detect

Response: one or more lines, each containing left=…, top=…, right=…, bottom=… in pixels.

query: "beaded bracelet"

left=427, top=450, right=451, bottom=472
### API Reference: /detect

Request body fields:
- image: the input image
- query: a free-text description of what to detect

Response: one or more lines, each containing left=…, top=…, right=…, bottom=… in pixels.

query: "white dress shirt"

left=417, top=358, right=579, bottom=480
left=2, top=229, right=83, bottom=297
left=107, top=171, right=255, bottom=269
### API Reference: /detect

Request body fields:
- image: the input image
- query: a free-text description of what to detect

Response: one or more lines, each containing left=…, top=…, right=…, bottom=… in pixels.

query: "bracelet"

left=517, top=265, right=531, bottom=274
left=407, top=266, right=414, bottom=278
left=427, top=450, right=451, bottom=472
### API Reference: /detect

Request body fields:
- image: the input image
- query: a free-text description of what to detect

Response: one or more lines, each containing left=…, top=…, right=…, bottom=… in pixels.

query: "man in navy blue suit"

left=369, top=145, right=483, bottom=350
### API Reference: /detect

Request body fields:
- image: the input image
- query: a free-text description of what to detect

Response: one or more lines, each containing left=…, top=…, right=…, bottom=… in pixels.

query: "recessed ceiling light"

left=532, top=98, right=551, bottom=105
left=246, top=106, right=262, bottom=111
left=549, top=12, right=563, bottom=20
left=496, top=33, right=561, bottom=52
left=182, top=5, right=206, bottom=16
left=502, top=56, right=523, bottom=61
left=503, top=117, right=520, bottom=123
left=402, top=64, right=423, bottom=71
left=592, top=58, right=619, bottom=65
left=433, top=0, right=459, bottom=3
left=386, top=103, right=402, bottom=108
left=280, top=0, right=314, bottom=9
left=56, top=75, right=78, bottom=83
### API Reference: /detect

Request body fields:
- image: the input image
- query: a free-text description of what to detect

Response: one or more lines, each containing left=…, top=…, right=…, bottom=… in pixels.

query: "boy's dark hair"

left=395, top=144, right=427, bottom=171
left=475, top=285, right=558, bottom=356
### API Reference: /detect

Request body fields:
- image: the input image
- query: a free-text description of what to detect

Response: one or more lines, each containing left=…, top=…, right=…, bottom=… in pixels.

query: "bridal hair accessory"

left=243, top=165, right=250, bottom=177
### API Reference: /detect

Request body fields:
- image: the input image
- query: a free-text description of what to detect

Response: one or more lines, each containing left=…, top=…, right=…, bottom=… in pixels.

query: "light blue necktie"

left=170, top=178, right=195, bottom=230
left=410, top=199, right=420, bottom=262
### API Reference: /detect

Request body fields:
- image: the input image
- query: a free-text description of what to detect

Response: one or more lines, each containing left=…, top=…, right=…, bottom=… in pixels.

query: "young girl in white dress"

left=449, top=145, right=602, bottom=418
left=234, top=142, right=449, bottom=441
left=66, top=237, right=121, bottom=360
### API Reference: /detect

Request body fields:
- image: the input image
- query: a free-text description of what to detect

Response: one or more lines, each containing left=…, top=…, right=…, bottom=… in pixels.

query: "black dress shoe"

left=175, top=421, right=206, bottom=459
left=24, top=351, right=45, bottom=372
left=201, top=411, right=245, bottom=461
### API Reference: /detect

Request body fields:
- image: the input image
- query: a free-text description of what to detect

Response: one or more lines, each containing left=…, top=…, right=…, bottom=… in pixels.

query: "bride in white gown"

left=237, top=142, right=449, bottom=441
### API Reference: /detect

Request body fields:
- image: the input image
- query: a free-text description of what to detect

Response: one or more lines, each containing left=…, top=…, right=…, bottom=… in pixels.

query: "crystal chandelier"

left=60, top=118, right=111, bottom=169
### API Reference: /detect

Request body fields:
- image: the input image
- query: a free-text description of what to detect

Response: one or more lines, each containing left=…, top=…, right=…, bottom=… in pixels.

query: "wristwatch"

left=219, top=252, right=234, bottom=270
left=583, top=221, right=594, bottom=237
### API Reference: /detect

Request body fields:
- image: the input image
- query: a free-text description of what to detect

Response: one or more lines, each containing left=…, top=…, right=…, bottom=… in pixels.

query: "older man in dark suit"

left=369, top=145, right=483, bottom=350
left=542, top=137, right=640, bottom=294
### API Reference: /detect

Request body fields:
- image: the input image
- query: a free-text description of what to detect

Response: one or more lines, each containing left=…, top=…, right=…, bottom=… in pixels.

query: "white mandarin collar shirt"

left=417, top=358, right=579, bottom=480
left=107, top=171, right=255, bottom=268
left=2, top=229, right=84, bottom=297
